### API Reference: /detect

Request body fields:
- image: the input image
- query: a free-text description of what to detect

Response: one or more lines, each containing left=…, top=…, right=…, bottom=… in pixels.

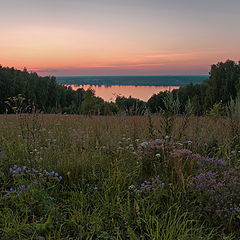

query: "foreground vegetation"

left=0, top=112, right=240, bottom=239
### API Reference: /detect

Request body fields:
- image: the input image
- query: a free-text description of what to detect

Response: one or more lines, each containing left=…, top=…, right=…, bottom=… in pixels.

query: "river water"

left=66, top=84, right=180, bottom=102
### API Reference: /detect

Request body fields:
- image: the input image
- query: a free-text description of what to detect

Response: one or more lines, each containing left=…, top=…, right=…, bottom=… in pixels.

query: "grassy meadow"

left=0, top=113, right=240, bottom=239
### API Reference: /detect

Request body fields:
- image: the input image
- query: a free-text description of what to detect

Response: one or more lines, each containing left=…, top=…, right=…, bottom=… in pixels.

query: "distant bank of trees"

left=0, top=59, right=239, bottom=115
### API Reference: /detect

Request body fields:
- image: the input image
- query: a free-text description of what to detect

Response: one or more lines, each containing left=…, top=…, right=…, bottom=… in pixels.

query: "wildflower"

left=9, top=187, right=17, bottom=192
left=128, top=184, right=136, bottom=190
left=19, top=185, right=26, bottom=191
left=229, top=207, right=238, bottom=213
left=140, top=142, right=149, bottom=147
left=159, top=182, right=165, bottom=188
left=139, top=176, right=165, bottom=193
left=15, top=167, right=22, bottom=174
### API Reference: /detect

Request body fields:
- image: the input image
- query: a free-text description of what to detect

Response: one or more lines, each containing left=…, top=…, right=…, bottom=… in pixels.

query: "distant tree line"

left=0, top=60, right=239, bottom=115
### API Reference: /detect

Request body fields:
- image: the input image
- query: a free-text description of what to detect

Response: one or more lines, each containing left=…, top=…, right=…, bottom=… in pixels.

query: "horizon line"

left=54, top=74, right=209, bottom=77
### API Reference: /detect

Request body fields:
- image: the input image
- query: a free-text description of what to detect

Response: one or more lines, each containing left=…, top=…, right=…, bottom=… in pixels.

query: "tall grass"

left=0, top=114, right=239, bottom=239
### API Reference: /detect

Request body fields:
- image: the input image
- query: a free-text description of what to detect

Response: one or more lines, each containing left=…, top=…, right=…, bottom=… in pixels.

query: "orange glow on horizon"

left=2, top=48, right=232, bottom=76
left=1, top=1, right=240, bottom=76
left=1, top=26, right=238, bottom=76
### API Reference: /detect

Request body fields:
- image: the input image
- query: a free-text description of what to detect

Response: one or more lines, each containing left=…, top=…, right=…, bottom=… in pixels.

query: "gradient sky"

left=1, top=0, right=240, bottom=76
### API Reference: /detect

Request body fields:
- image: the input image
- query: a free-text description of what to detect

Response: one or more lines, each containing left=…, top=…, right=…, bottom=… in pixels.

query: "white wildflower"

left=140, top=142, right=149, bottom=147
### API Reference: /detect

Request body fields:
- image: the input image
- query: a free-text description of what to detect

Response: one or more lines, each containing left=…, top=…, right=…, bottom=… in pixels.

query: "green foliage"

left=4, top=94, right=27, bottom=113
left=228, top=97, right=240, bottom=120
left=116, top=96, right=146, bottom=115
left=148, top=60, right=240, bottom=116
left=158, top=92, right=180, bottom=137
left=206, top=101, right=225, bottom=117
left=0, top=66, right=121, bottom=115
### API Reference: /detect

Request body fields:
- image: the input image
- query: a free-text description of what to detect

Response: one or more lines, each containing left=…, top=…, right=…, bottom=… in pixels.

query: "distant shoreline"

left=56, top=75, right=208, bottom=87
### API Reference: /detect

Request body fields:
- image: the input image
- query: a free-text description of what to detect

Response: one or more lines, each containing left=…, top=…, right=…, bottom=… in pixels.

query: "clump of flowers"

left=139, top=176, right=165, bottom=193
left=116, top=136, right=136, bottom=152
left=6, top=164, right=62, bottom=197
left=171, top=148, right=193, bottom=158
left=135, top=136, right=240, bottom=230
left=137, top=138, right=195, bottom=186
left=128, top=176, right=166, bottom=194
left=4, top=185, right=31, bottom=198
left=9, top=165, right=62, bottom=181
left=194, top=155, right=228, bottom=173
left=187, top=166, right=240, bottom=226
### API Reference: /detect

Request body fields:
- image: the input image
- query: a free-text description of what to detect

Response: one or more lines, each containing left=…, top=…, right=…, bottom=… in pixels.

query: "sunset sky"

left=1, top=0, right=240, bottom=76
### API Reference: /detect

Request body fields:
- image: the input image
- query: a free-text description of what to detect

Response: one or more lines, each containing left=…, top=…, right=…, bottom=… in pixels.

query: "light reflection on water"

left=66, top=84, right=180, bottom=102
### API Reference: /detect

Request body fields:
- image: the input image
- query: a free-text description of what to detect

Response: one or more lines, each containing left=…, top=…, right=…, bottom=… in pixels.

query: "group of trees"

left=0, top=59, right=239, bottom=115
left=0, top=66, right=121, bottom=115
left=148, top=60, right=240, bottom=115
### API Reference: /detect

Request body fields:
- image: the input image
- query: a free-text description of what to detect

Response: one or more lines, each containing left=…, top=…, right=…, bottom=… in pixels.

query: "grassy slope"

left=0, top=114, right=238, bottom=239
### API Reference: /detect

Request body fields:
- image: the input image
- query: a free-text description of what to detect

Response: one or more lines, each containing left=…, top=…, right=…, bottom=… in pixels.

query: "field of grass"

left=0, top=114, right=240, bottom=239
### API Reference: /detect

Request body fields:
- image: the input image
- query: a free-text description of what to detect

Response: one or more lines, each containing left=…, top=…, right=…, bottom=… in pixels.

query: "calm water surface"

left=67, top=84, right=180, bottom=102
